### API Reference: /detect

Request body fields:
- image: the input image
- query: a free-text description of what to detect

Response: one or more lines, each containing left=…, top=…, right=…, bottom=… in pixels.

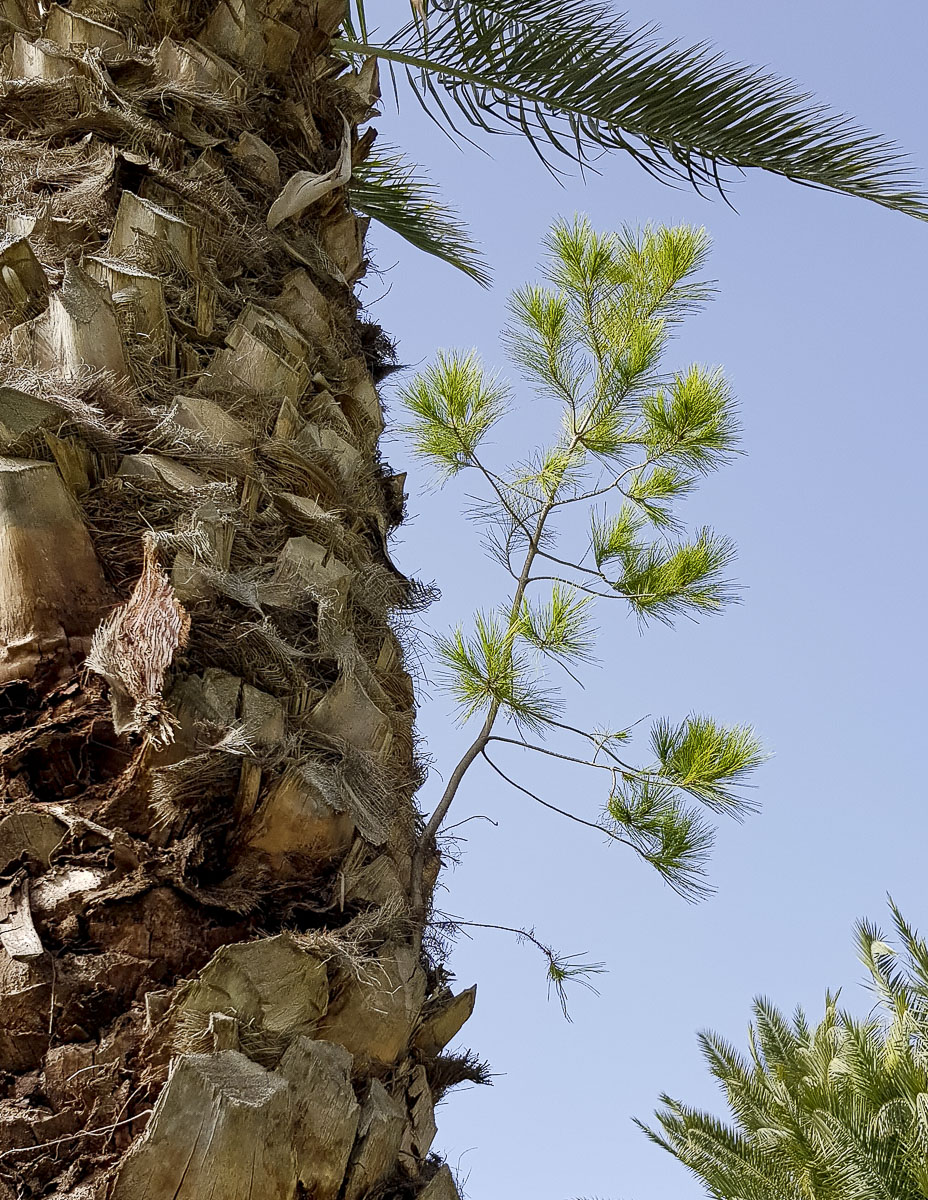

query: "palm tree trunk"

left=0, top=2, right=472, bottom=1195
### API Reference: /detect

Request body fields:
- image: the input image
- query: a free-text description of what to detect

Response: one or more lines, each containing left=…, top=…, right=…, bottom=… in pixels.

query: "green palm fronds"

left=337, top=0, right=927, bottom=218
left=641, top=903, right=928, bottom=1199
left=350, top=148, right=492, bottom=286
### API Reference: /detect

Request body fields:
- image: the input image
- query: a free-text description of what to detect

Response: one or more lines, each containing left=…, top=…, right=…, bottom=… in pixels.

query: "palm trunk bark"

left=0, top=2, right=472, bottom=1195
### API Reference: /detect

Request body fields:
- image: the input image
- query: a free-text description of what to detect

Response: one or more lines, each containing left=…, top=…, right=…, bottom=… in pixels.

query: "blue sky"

left=362, top=2, right=928, bottom=1196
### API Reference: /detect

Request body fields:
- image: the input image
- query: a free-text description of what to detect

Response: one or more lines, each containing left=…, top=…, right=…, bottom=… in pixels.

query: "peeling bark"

left=344, top=1080, right=407, bottom=1200
left=0, top=457, right=111, bottom=683
left=414, top=987, right=478, bottom=1059
left=10, top=262, right=130, bottom=380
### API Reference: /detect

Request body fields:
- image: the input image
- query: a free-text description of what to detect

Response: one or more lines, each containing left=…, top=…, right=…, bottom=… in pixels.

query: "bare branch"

left=481, top=749, right=628, bottom=843
left=487, top=734, right=623, bottom=778
left=528, top=574, right=622, bottom=601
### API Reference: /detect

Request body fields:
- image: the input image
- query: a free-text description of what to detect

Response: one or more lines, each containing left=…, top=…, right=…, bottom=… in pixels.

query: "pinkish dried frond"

left=86, top=537, right=190, bottom=747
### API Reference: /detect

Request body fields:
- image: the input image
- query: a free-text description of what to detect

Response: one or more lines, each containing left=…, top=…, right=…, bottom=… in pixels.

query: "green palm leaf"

left=641, top=907, right=928, bottom=1200
left=336, top=0, right=927, bottom=218
left=350, top=147, right=492, bottom=285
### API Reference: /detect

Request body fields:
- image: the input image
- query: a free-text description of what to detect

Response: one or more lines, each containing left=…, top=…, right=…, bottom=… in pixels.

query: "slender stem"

left=527, top=574, right=620, bottom=601
left=481, top=751, right=635, bottom=848
left=410, top=436, right=577, bottom=920
left=528, top=573, right=690, bottom=605
left=436, top=914, right=605, bottom=981
left=548, top=654, right=586, bottom=689
left=440, top=916, right=559, bottom=953
left=410, top=705, right=496, bottom=920
left=539, top=714, right=644, bottom=767
left=440, top=916, right=556, bottom=952
left=470, top=453, right=531, bottom=533
left=484, top=752, right=715, bottom=904
left=482, top=462, right=576, bottom=507
left=488, top=732, right=683, bottom=790
left=487, top=734, right=624, bottom=778
left=534, top=547, right=608, bottom=580
left=434, top=913, right=606, bottom=1016
left=565, top=449, right=666, bottom=505
left=469, top=451, right=539, bottom=570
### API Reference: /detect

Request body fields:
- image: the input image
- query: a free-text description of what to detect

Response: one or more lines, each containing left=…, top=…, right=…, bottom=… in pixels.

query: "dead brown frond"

left=424, top=1048, right=493, bottom=1103
left=85, top=538, right=191, bottom=746
left=0, top=361, right=144, bottom=439
left=81, top=475, right=238, bottom=592
left=256, top=437, right=343, bottom=505
left=150, top=736, right=245, bottom=830
left=0, top=135, right=116, bottom=236
left=295, top=894, right=413, bottom=985
left=187, top=608, right=315, bottom=696
left=169, top=1006, right=293, bottom=1069
left=282, top=727, right=397, bottom=848
left=356, top=319, right=399, bottom=383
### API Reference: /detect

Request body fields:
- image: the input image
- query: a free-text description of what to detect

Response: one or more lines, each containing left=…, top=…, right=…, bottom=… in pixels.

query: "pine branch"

left=404, top=219, right=764, bottom=944
left=437, top=910, right=606, bottom=1019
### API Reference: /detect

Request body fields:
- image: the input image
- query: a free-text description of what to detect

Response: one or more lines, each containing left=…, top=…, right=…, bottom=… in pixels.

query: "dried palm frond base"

left=425, top=1049, right=493, bottom=1103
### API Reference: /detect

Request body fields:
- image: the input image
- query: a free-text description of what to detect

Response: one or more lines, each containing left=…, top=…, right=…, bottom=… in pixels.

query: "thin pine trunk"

left=0, top=2, right=472, bottom=1195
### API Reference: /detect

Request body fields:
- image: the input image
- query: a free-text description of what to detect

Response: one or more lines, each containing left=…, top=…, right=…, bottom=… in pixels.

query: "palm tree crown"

left=640, top=903, right=928, bottom=1199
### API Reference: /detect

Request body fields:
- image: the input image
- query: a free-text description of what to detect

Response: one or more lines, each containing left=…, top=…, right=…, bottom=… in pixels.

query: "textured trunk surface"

left=0, top=2, right=473, bottom=1195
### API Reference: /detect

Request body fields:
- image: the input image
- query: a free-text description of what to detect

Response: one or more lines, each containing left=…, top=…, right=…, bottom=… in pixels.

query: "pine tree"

left=401, top=219, right=763, bottom=957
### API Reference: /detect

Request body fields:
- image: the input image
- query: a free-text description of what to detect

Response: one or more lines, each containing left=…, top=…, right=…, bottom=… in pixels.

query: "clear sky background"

left=363, top=3, right=928, bottom=1196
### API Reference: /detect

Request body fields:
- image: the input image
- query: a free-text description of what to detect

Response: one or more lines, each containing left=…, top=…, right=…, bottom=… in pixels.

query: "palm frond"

left=350, top=147, right=492, bottom=285
left=337, top=0, right=927, bottom=217
left=643, top=905, right=928, bottom=1200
